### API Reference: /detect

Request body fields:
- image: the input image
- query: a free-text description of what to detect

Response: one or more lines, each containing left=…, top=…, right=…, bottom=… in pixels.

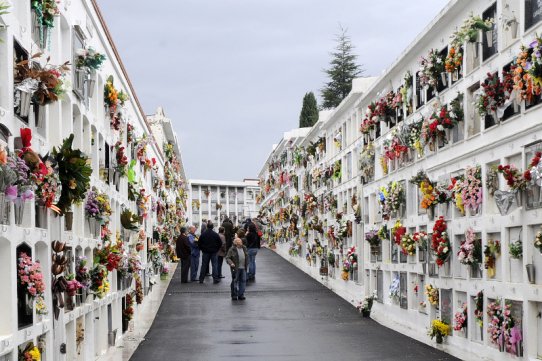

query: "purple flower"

left=530, top=40, right=539, bottom=49
left=5, top=185, right=17, bottom=201
left=21, top=189, right=34, bottom=201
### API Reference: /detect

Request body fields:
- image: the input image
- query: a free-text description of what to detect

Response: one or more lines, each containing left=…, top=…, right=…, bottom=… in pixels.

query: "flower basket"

left=14, top=199, right=25, bottom=225
left=36, top=105, right=46, bottom=129
left=160, top=273, right=167, bottom=280
left=470, top=41, right=479, bottom=59
left=0, top=193, right=9, bottom=225
left=485, top=30, right=493, bottom=45
left=526, top=264, right=535, bottom=284
left=427, top=206, right=435, bottom=220
left=17, top=89, right=33, bottom=118
left=361, top=309, right=371, bottom=317
left=75, top=68, right=86, bottom=94
left=35, top=204, right=47, bottom=229
left=87, top=69, right=97, bottom=98
left=509, top=20, right=519, bottom=39
left=440, top=72, right=447, bottom=86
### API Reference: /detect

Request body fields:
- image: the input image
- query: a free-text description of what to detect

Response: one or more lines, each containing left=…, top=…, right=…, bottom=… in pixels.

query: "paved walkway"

left=130, top=249, right=458, bottom=361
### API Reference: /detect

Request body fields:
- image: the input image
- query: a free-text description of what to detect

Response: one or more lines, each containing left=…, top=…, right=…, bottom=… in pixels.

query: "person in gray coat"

left=225, top=236, right=248, bottom=300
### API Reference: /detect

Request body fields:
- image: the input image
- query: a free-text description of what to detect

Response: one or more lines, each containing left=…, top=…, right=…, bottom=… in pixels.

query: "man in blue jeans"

left=197, top=221, right=222, bottom=284
left=246, top=223, right=261, bottom=280
left=188, top=226, right=199, bottom=282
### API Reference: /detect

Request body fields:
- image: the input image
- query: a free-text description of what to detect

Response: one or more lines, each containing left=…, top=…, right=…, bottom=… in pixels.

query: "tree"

left=321, top=26, right=364, bottom=109
left=299, top=92, right=319, bottom=128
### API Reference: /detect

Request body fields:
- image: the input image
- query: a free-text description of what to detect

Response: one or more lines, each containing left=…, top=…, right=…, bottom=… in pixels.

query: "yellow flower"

left=28, top=347, right=41, bottom=361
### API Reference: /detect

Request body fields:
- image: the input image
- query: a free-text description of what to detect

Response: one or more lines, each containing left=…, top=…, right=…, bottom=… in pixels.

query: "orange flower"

left=0, top=147, right=6, bottom=165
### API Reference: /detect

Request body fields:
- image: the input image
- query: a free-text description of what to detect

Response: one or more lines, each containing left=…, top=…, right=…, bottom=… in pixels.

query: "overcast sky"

left=96, top=0, right=449, bottom=181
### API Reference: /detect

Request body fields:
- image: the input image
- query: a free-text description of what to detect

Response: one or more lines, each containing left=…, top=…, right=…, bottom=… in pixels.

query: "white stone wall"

left=0, top=1, right=185, bottom=360
left=259, top=1, right=542, bottom=360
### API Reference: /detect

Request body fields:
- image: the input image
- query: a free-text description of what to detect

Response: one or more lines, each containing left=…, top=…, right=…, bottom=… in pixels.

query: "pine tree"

left=321, top=26, right=364, bottom=109
left=299, top=92, right=319, bottom=128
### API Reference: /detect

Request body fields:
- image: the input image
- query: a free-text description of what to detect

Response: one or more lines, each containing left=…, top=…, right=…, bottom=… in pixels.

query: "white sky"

left=97, top=0, right=450, bottom=181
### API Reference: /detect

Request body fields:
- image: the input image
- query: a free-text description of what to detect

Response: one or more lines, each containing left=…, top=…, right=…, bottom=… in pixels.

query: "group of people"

left=175, top=218, right=262, bottom=300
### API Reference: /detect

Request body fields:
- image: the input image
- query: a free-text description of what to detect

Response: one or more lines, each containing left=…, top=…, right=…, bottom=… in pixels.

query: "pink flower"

left=5, top=185, right=17, bottom=201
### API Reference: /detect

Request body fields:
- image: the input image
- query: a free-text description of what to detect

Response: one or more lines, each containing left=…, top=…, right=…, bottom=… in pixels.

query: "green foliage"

left=121, top=209, right=140, bottom=231
left=52, top=134, right=92, bottom=215
left=0, top=1, right=9, bottom=16
left=299, top=92, right=319, bottom=128
left=321, top=26, right=363, bottom=109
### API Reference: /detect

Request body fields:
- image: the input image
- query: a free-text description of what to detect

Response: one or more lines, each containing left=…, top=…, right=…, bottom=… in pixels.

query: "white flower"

left=76, top=48, right=87, bottom=57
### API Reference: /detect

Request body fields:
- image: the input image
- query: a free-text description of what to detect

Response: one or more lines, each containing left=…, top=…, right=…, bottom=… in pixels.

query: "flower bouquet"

left=497, top=164, right=529, bottom=191
left=34, top=155, right=61, bottom=213
left=75, top=256, right=91, bottom=290
left=357, top=292, right=377, bottom=317
left=113, top=141, right=129, bottom=176
left=14, top=54, right=69, bottom=108
left=120, top=208, right=140, bottom=231
left=484, top=239, right=501, bottom=278
left=451, top=14, right=494, bottom=45
left=534, top=226, right=542, bottom=254
left=75, top=47, right=106, bottom=70
left=457, top=228, right=482, bottom=266
left=19, top=342, right=41, bottom=361
left=445, top=46, right=462, bottom=75
left=383, top=131, right=409, bottom=164
left=89, top=264, right=109, bottom=299
left=509, top=239, right=523, bottom=259
left=400, top=232, right=416, bottom=256
left=389, top=274, right=400, bottom=301
left=476, top=72, right=510, bottom=119
left=474, top=290, right=484, bottom=327
left=421, top=112, right=447, bottom=150
left=418, top=49, right=445, bottom=89
left=428, top=319, right=450, bottom=344
left=365, top=229, right=380, bottom=247
left=18, top=252, right=47, bottom=315
left=513, top=45, right=542, bottom=103
left=52, top=134, right=92, bottom=215
left=487, top=300, right=522, bottom=354
left=425, top=284, right=439, bottom=306
left=104, top=75, right=128, bottom=116
left=431, top=217, right=450, bottom=266
left=65, top=274, right=83, bottom=297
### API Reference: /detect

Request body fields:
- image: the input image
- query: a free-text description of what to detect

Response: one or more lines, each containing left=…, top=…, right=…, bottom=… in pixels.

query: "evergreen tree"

left=321, top=26, right=364, bottom=109
left=299, top=92, right=319, bottom=128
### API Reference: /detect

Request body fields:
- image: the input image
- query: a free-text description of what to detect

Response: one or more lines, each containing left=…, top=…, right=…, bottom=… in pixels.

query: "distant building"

left=188, top=179, right=260, bottom=226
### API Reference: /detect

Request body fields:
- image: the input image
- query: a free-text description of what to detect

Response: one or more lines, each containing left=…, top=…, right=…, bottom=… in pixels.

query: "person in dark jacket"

left=246, top=223, right=261, bottom=280
left=221, top=217, right=234, bottom=250
left=188, top=226, right=199, bottom=282
left=175, top=227, right=191, bottom=283
left=197, top=222, right=222, bottom=283
left=225, top=236, right=248, bottom=300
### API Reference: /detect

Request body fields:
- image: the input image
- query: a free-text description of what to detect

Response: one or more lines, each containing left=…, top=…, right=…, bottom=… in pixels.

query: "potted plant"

left=428, top=319, right=450, bottom=344
left=358, top=293, right=377, bottom=317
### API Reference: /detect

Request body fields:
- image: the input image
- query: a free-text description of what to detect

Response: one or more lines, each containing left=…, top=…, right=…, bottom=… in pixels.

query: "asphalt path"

left=130, top=248, right=458, bottom=361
